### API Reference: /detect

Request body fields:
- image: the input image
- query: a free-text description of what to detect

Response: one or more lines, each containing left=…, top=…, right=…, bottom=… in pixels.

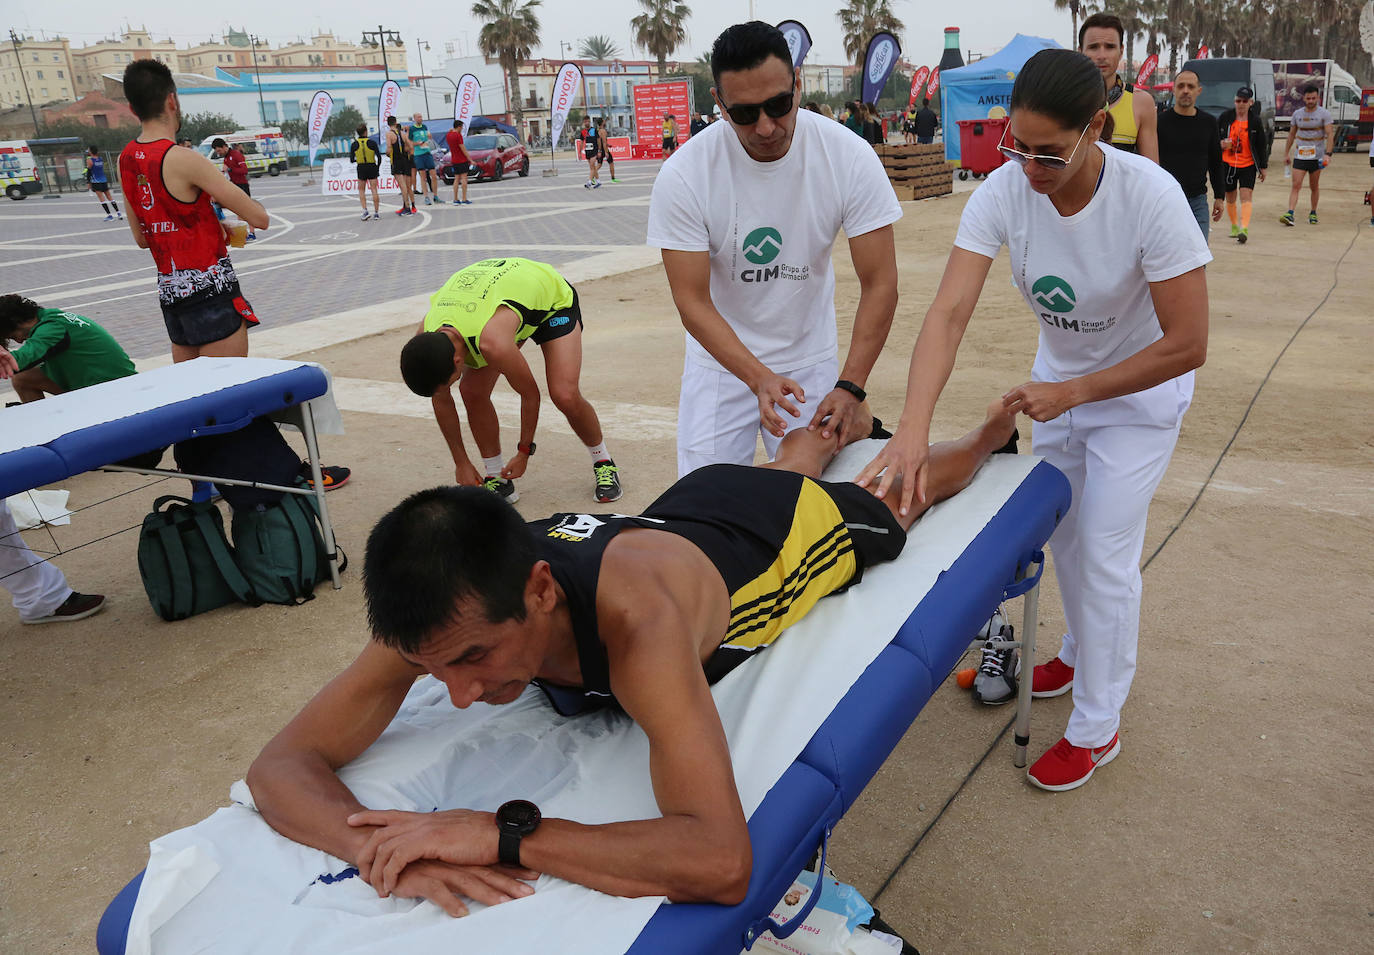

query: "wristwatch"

left=517, top=441, right=536, bottom=456
left=496, top=799, right=541, bottom=866
left=834, top=379, right=867, bottom=402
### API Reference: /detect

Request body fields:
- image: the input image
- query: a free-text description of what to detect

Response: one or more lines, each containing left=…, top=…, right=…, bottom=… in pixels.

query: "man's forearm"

left=839, top=277, right=897, bottom=387
left=677, top=299, right=770, bottom=390
left=432, top=391, right=472, bottom=467
left=246, top=750, right=372, bottom=864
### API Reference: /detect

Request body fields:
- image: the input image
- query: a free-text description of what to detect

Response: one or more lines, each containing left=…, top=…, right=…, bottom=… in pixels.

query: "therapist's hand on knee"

left=856, top=428, right=930, bottom=517
left=1002, top=381, right=1078, bottom=422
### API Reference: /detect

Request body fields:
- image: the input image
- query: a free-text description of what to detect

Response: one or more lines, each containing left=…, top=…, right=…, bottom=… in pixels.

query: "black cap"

left=1235, top=86, right=1254, bottom=99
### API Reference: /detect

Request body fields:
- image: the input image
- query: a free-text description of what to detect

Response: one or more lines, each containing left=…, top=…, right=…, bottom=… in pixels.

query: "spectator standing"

left=863, top=103, right=884, bottom=145
left=211, top=137, right=256, bottom=240
left=387, top=116, right=416, bottom=216
left=1156, top=70, right=1225, bottom=240
left=914, top=98, right=938, bottom=145
left=350, top=124, right=382, bottom=220
left=580, top=116, right=601, bottom=188
left=842, top=100, right=863, bottom=136
left=662, top=113, right=679, bottom=156
left=1079, top=12, right=1158, bottom=161
left=1218, top=87, right=1269, bottom=244
left=594, top=117, right=619, bottom=183
left=647, top=21, right=902, bottom=475
left=85, top=146, right=122, bottom=221
left=445, top=121, right=472, bottom=205
left=409, top=113, right=440, bottom=206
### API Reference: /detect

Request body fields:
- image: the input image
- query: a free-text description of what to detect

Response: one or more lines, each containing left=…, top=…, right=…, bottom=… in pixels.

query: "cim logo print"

left=1031, top=275, right=1076, bottom=312
left=743, top=227, right=782, bottom=264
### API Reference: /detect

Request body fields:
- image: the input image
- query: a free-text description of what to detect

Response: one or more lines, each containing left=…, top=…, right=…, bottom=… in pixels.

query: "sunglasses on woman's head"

left=996, top=118, right=1096, bottom=171
left=721, top=90, right=794, bottom=125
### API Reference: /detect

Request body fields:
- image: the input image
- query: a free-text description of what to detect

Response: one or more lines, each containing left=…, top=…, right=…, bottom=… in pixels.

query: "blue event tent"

left=940, top=34, right=1062, bottom=161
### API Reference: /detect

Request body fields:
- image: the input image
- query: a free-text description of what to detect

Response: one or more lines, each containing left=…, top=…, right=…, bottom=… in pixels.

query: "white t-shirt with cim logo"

left=954, top=142, right=1212, bottom=427
left=647, top=108, right=902, bottom=373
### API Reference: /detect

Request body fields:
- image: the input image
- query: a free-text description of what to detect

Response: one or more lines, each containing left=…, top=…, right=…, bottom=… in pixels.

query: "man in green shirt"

left=0, top=294, right=135, bottom=401
left=399, top=258, right=623, bottom=504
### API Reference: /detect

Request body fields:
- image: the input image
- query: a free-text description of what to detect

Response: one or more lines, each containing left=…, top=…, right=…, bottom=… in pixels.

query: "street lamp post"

left=248, top=35, right=268, bottom=126
left=418, top=40, right=432, bottom=119
left=361, top=26, right=403, bottom=81
left=7, top=30, right=41, bottom=137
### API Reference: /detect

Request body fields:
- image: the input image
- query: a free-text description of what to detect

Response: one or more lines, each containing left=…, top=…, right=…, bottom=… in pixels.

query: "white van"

left=0, top=140, right=43, bottom=199
left=198, top=127, right=289, bottom=177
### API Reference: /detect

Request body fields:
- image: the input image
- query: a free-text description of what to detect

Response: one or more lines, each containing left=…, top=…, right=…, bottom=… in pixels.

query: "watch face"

left=498, top=799, right=541, bottom=833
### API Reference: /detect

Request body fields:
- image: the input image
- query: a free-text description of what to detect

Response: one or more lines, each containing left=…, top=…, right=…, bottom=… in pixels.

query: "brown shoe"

left=23, top=592, right=107, bottom=624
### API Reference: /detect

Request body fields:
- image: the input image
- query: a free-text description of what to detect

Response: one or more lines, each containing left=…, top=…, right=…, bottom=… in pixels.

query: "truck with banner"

left=631, top=81, right=692, bottom=158
left=1272, top=59, right=1363, bottom=148
left=198, top=128, right=289, bottom=177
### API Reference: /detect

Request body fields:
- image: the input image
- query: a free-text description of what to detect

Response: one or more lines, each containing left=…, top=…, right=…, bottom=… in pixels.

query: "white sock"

left=482, top=455, right=504, bottom=478
left=587, top=442, right=610, bottom=462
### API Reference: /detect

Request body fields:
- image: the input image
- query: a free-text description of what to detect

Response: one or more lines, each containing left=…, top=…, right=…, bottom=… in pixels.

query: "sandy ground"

left=2, top=155, right=1371, bottom=952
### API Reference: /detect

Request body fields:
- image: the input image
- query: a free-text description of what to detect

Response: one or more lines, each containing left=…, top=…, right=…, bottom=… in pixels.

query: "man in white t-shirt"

left=647, top=21, right=902, bottom=476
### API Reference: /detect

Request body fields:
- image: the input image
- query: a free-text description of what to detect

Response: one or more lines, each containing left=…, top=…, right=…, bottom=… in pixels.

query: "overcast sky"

left=13, top=1, right=1077, bottom=76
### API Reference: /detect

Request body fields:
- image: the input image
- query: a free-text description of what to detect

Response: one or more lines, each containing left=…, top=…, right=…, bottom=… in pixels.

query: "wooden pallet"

left=891, top=180, right=954, bottom=201
left=876, top=143, right=945, bottom=158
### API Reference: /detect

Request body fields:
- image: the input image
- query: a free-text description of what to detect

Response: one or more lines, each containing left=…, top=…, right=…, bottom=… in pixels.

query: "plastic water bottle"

left=1284, top=165, right=1291, bottom=179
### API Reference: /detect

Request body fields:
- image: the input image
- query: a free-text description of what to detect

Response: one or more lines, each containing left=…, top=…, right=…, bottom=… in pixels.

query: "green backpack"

left=137, top=496, right=258, bottom=621
left=230, top=485, right=339, bottom=605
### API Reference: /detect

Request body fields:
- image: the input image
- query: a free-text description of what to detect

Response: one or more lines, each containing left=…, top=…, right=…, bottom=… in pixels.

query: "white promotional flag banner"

left=454, top=73, right=480, bottom=135
left=306, top=90, right=332, bottom=166
left=549, top=62, right=582, bottom=151
left=378, top=79, right=402, bottom=153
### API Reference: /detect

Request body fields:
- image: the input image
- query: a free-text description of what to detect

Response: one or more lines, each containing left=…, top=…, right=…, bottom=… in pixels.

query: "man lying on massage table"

left=246, top=402, right=1018, bottom=916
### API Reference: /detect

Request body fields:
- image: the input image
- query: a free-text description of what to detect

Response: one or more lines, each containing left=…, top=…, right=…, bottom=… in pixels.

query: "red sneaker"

left=1031, top=657, right=1074, bottom=698
left=1027, top=734, right=1120, bottom=791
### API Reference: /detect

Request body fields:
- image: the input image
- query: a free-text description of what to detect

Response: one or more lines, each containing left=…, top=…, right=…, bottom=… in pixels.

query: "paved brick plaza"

left=0, top=158, right=658, bottom=361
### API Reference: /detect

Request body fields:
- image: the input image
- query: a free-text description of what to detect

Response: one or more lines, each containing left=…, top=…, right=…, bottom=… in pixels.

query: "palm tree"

left=837, top=0, right=906, bottom=73
left=1053, top=0, right=1087, bottom=49
left=472, top=0, right=542, bottom=132
left=578, top=35, right=622, bottom=61
left=631, top=0, right=691, bottom=79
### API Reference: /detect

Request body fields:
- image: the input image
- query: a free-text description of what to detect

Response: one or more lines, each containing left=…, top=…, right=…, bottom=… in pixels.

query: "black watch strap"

left=498, top=829, right=523, bottom=867
left=834, top=379, right=866, bottom=402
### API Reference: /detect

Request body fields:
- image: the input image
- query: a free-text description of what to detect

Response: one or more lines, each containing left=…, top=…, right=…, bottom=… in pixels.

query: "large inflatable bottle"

left=938, top=27, right=965, bottom=73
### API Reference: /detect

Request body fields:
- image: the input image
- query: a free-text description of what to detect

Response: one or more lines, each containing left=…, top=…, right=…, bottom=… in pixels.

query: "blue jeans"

left=1187, top=193, right=1210, bottom=241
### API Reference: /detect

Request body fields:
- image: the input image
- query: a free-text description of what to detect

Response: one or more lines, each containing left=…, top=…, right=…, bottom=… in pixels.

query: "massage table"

left=95, top=444, right=1069, bottom=955
left=0, top=357, right=344, bottom=589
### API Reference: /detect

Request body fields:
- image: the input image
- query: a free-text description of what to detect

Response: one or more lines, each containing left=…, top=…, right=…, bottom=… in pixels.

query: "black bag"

left=137, top=496, right=258, bottom=621
left=174, top=416, right=302, bottom=511
left=230, top=482, right=341, bottom=604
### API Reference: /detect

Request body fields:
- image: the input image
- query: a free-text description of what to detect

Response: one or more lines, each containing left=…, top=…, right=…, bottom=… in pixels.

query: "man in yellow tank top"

left=1079, top=12, right=1158, bottom=162
left=399, top=257, right=623, bottom=504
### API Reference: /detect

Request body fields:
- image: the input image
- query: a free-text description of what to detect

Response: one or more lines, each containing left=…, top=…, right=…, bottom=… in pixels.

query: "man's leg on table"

left=757, top=358, right=840, bottom=464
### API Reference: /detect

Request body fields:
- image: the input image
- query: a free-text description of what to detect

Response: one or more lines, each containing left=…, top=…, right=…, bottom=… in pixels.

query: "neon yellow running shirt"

left=423, top=258, right=575, bottom=368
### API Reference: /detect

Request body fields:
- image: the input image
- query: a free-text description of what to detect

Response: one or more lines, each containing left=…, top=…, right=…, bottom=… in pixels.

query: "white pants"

left=1032, top=409, right=1183, bottom=747
left=1, top=499, right=71, bottom=621
left=677, top=357, right=839, bottom=476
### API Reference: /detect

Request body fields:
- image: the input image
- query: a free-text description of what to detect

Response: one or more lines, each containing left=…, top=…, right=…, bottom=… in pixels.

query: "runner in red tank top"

left=118, top=59, right=270, bottom=360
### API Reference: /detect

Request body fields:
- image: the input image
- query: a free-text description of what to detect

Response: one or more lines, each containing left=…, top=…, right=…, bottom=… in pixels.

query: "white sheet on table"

left=127, top=448, right=1040, bottom=955
left=0, top=357, right=342, bottom=457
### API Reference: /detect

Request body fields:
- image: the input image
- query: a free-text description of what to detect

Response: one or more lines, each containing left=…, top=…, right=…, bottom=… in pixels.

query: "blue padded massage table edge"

left=94, top=460, right=1070, bottom=955
left=0, top=446, right=68, bottom=502
left=42, top=364, right=329, bottom=482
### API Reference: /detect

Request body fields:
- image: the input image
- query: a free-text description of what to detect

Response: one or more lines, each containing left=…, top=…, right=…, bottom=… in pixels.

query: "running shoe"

left=423, top=196, right=433, bottom=205
left=1279, top=210, right=1295, bottom=226
left=972, top=612, right=1019, bottom=705
left=361, top=211, right=371, bottom=221
left=611, top=177, right=620, bottom=183
left=103, top=214, right=115, bottom=221
left=1031, top=657, right=1074, bottom=698
left=1228, top=224, right=1240, bottom=238
left=461, top=199, right=472, bottom=205
left=1027, top=733, right=1120, bottom=792
left=482, top=475, right=519, bottom=504
left=591, top=180, right=602, bottom=189
left=1237, top=228, right=1248, bottom=244
left=593, top=460, right=622, bottom=503
left=22, top=592, right=106, bottom=624
left=246, top=234, right=257, bottom=241
left=584, top=181, right=593, bottom=189
left=299, top=461, right=351, bottom=492
left=453, top=199, right=463, bottom=204
left=1308, top=210, right=1318, bottom=224
left=117, top=213, right=124, bottom=219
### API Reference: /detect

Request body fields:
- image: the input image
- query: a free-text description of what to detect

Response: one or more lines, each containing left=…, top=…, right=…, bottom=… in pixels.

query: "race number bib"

left=1296, top=142, right=1318, bottom=160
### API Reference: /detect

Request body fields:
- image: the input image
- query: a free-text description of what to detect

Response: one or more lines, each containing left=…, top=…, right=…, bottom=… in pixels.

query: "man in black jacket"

left=1157, top=70, right=1225, bottom=241
left=1216, top=86, right=1269, bottom=244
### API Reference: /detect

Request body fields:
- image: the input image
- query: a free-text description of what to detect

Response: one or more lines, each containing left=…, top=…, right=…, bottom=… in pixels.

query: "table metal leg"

left=1013, top=579, right=1040, bottom=768
left=300, top=403, right=342, bottom=590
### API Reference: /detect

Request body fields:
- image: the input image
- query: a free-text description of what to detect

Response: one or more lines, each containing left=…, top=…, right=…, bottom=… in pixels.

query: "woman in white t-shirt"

left=858, top=49, right=1211, bottom=792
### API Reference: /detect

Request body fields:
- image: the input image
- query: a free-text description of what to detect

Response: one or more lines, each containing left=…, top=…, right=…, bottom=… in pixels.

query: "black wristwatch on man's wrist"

left=496, top=799, right=541, bottom=866
left=834, top=379, right=866, bottom=402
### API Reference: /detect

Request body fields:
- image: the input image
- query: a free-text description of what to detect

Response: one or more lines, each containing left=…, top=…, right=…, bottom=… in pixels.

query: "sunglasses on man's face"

left=996, top=119, right=1095, bottom=171
left=720, top=90, right=794, bottom=126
